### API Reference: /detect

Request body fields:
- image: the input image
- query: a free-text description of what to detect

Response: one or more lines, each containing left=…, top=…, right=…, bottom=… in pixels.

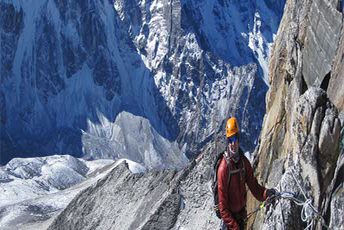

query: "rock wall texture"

left=248, top=0, right=344, bottom=229
left=302, top=0, right=342, bottom=88
left=328, top=22, right=344, bottom=112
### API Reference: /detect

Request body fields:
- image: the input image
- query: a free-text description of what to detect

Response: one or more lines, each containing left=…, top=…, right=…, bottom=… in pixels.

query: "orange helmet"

left=226, top=117, right=239, bottom=138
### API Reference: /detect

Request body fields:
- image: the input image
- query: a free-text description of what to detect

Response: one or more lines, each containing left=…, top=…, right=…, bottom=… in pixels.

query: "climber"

left=217, top=117, right=276, bottom=230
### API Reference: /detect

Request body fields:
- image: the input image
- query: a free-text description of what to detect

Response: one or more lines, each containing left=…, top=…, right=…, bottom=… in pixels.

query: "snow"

left=248, top=1, right=283, bottom=85
left=114, top=159, right=146, bottom=174
left=81, top=159, right=115, bottom=175
left=1, top=0, right=282, bottom=172
left=244, top=151, right=252, bottom=163
left=0, top=154, right=151, bottom=214
left=107, top=111, right=189, bottom=170
left=0, top=206, right=24, bottom=228
left=0, top=156, right=82, bottom=207
left=141, top=0, right=169, bottom=68
left=0, top=156, right=152, bottom=229
left=248, top=11, right=270, bottom=85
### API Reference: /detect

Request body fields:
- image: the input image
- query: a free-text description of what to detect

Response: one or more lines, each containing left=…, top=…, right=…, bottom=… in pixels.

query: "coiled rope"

left=246, top=169, right=331, bottom=230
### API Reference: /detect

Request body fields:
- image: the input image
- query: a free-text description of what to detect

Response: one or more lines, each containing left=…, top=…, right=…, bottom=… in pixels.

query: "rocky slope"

left=247, top=0, right=344, bottom=229
left=0, top=0, right=285, bottom=166
left=47, top=161, right=194, bottom=230
left=47, top=138, right=227, bottom=230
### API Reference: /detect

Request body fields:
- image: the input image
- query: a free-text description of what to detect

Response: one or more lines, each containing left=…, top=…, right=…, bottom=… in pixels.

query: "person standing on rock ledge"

left=218, top=117, right=276, bottom=230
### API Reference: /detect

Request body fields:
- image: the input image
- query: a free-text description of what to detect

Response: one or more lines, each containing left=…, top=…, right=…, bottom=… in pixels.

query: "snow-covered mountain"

left=0, top=155, right=147, bottom=230
left=0, top=155, right=108, bottom=206
left=0, top=0, right=285, bottom=166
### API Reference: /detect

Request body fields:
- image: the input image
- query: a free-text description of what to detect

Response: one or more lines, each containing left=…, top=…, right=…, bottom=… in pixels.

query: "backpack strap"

left=228, top=168, right=243, bottom=174
left=223, top=152, right=231, bottom=186
left=241, top=157, right=246, bottom=180
left=224, top=153, right=247, bottom=185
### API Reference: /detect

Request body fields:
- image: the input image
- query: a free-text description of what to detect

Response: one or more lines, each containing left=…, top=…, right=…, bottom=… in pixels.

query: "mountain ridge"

left=0, top=0, right=285, bottom=165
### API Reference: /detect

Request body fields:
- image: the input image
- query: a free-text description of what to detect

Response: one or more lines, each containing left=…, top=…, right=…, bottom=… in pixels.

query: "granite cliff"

left=248, top=0, right=344, bottom=229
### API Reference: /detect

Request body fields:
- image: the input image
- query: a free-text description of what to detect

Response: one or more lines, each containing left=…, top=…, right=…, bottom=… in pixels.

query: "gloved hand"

left=266, top=188, right=277, bottom=198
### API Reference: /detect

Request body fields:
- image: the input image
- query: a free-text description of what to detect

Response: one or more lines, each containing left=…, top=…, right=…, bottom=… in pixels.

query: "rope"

left=277, top=192, right=317, bottom=230
left=290, top=168, right=307, bottom=200
left=289, top=169, right=329, bottom=230
left=246, top=191, right=331, bottom=229
left=246, top=192, right=330, bottom=229
left=245, top=168, right=333, bottom=229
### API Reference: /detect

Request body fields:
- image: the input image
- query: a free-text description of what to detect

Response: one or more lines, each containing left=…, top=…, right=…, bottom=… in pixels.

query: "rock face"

left=0, top=0, right=285, bottom=165
left=302, top=0, right=342, bottom=88
left=172, top=140, right=226, bottom=230
left=252, top=88, right=341, bottom=229
left=248, top=0, right=344, bottom=229
left=328, top=22, right=344, bottom=112
left=326, top=132, right=344, bottom=229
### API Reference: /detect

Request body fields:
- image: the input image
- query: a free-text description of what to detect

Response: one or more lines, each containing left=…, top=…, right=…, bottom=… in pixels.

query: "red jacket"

left=217, top=150, right=268, bottom=229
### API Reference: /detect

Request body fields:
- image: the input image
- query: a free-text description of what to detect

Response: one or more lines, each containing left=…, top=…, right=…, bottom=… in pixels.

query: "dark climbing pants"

left=233, top=207, right=247, bottom=230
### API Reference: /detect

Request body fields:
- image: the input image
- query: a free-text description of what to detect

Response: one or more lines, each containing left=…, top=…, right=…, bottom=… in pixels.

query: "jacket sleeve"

left=217, top=160, right=239, bottom=230
left=244, top=157, right=267, bottom=201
